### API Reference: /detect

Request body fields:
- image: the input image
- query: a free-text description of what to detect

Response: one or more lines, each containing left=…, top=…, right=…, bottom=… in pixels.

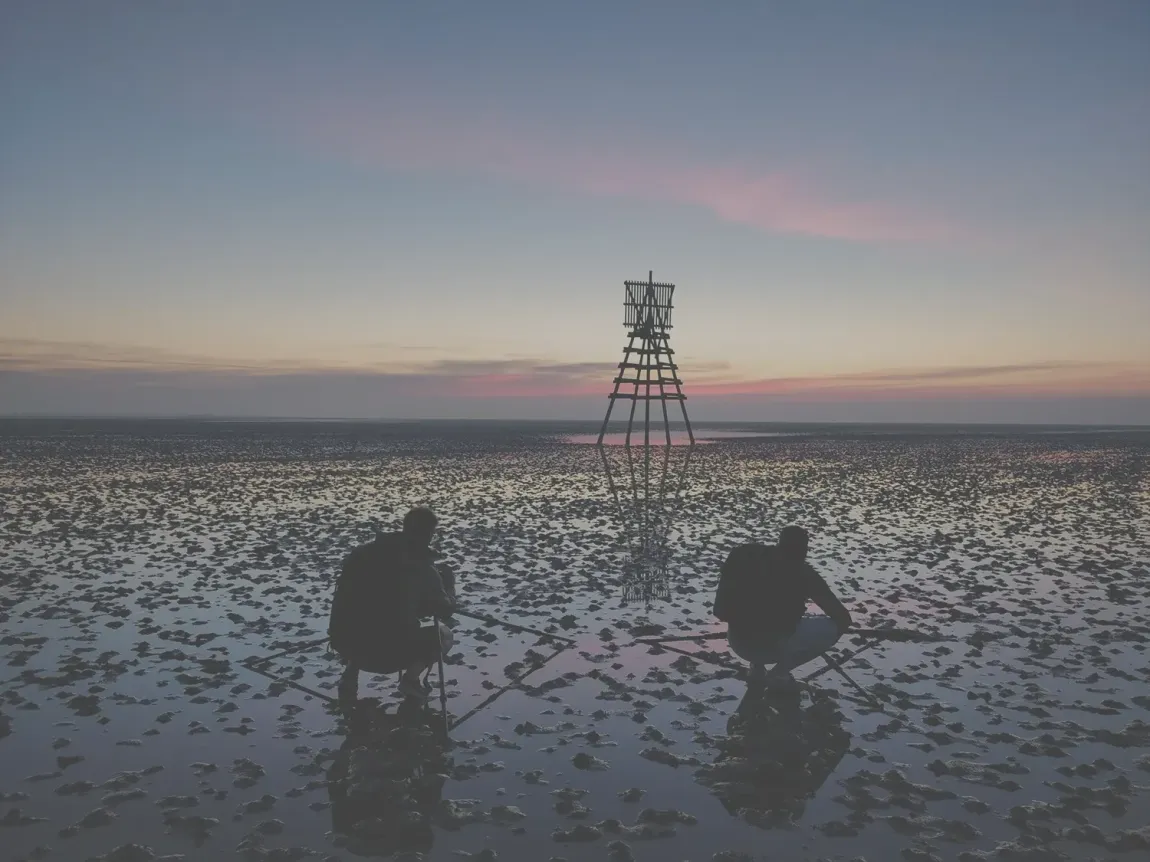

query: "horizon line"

left=1, top=413, right=1146, bottom=430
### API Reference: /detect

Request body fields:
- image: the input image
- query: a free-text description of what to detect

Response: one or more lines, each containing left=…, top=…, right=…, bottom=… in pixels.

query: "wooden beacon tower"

left=596, top=272, right=695, bottom=602
left=596, top=271, right=694, bottom=448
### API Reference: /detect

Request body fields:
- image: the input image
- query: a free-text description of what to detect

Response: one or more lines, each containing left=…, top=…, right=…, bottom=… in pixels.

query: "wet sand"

left=1, top=419, right=1147, bottom=862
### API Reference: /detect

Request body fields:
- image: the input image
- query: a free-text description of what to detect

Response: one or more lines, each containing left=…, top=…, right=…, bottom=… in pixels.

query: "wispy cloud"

left=688, top=361, right=1150, bottom=399
left=5, top=340, right=1145, bottom=402
left=0, top=339, right=616, bottom=395
left=0, top=339, right=311, bottom=374
left=267, top=103, right=953, bottom=244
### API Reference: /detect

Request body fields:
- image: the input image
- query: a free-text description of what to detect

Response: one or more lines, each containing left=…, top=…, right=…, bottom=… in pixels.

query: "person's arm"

left=416, top=561, right=455, bottom=618
left=805, top=567, right=853, bottom=633
left=435, top=562, right=458, bottom=604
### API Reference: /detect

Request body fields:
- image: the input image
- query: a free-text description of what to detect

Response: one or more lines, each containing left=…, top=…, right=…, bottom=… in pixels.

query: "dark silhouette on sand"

left=329, top=507, right=457, bottom=706
left=715, top=526, right=854, bottom=689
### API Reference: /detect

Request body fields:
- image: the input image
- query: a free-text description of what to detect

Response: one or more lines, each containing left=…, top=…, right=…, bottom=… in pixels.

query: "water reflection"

left=327, top=698, right=452, bottom=857
left=697, top=685, right=851, bottom=828
left=598, top=441, right=694, bottom=604
left=568, top=429, right=788, bottom=445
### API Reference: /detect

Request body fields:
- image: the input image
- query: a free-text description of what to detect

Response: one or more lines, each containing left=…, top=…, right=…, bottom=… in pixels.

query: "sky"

left=2, top=1, right=1148, bottom=423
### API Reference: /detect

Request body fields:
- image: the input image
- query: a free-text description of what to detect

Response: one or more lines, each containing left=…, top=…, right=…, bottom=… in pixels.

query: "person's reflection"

left=327, top=696, right=452, bottom=857
left=698, top=682, right=850, bottom=828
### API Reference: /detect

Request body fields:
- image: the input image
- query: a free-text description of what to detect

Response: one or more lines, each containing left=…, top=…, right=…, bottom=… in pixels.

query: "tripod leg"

left=822, top=653, right=883, bottom=707
left=435, top=618, right=449, bottom=732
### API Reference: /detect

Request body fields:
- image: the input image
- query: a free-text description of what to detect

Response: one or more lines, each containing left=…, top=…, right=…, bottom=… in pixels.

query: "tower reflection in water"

left=597, top=437, right=693, bottom=604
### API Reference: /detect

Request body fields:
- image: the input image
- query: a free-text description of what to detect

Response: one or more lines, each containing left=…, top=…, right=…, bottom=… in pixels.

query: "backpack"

left=714, top=543, right=774, bottom=623
left=715, top=542, right=810, bottom=634
left=329, top=533, right=418, bottom=653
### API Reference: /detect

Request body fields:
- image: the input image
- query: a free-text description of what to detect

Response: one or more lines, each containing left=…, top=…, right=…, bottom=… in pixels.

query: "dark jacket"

left=329, top=532, right=453, bottom=654
left=715, top=542, right=844, bottom=639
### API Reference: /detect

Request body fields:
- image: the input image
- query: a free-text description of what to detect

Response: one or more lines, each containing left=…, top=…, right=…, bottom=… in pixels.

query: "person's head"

left=402, top=506, right=438, bottom=547
left=778, top=525, right=809, bottom=562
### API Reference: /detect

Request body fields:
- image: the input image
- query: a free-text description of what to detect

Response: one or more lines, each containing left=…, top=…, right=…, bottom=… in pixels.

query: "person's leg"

left=436, top=620, right=455, bottom=655
left=399, top=651, right=433, bottom=700
left=331, top=642, right=361, bottom=706
left=728, top=626, right=782, bottom=680
left=772, top=615, right=842, bottom=674
left=344, top=634, right=425, bottom=700
left=398, top=624, right=454, bottom=700
left=398, top=667, right=430, bottom=700
left=337, top=663, right=359, bottom=706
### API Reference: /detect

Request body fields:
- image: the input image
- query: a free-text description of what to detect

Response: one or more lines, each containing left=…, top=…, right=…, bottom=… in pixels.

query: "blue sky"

left=2, top=1, right=1148, bottom=422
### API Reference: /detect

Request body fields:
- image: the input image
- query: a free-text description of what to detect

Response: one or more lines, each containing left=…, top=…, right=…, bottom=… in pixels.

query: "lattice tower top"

left=623, top=271, right=674, bottom=333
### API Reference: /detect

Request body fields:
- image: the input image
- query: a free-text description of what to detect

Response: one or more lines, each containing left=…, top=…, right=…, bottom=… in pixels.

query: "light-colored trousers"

left=728, top=614, right=842, bottom=672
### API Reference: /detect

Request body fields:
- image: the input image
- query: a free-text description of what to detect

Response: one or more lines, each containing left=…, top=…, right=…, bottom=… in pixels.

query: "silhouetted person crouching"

left=330, top=507, right=456, bottom=704
left=715, top=526, right=853, bottom=691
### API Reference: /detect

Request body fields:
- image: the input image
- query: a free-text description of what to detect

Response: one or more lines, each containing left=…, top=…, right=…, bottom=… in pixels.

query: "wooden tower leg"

left=598, top=331, right=640, bottom=445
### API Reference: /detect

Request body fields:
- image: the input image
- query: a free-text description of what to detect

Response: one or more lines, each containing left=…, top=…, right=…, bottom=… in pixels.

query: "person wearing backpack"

left=330, top=507, right=456, bottom=704
left=714, top=525, right=853, bottom=691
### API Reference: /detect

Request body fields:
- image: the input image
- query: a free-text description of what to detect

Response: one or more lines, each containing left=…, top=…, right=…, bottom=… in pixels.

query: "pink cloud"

left=405, top=359, right=1150, bottom=401
left=271, top=103, right=953, bottom=243
left=685, top=362, right=1150, bottom=400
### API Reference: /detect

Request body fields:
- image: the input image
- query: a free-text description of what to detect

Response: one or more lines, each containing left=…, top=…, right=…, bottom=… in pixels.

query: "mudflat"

left=1, top=419, right=1147, bottom=862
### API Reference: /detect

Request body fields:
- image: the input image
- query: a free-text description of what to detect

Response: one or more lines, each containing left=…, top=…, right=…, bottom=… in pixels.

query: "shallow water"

left=563, top=430, right=793, bottom=445
left=1, top=419, right=1148, bottom=862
